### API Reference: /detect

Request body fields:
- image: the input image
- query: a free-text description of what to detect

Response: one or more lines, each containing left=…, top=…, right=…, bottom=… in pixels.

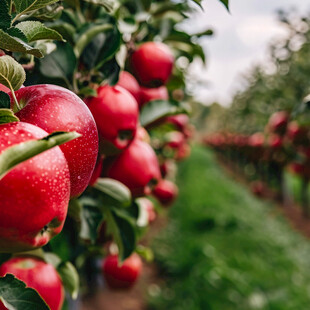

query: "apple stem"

left=10, top=89, right=21, bottom=112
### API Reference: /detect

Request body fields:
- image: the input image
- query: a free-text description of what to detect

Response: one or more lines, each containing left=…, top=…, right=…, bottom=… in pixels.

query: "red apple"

left=248, top=133, right=265, bottom=148
left=136, top=126, right=150, bottom=144
left=268, top=134, right=283, bottom=149
left=85, top=85, right=138, bottom=152
left=139, top=86, right=169, bottom=108
left=0, top=84, right=10, bottom=93
left=89, top=155, right=104, bottom=186
left=117, top=71, right=141, bottom=104
left=268, top=111, right=289, bottom=134
left=286, top=121, right=309, bottom=145
left=165, top=114, right=189, bottom=131
left=0, top=122, right=70, bottom=252
left=13, top=84, right=98, bottom=198
left=175, top=142, right=191, bottom=161
left=165, top=131, right=185, bottom=149
left=102, top=253, right=142, bottom=289
left=0, top=257, right=64, bottom=310
left=131, top=42, right=174, bottom=87
left=138, top=197, right=157, bottom=224
left=153, top=179, right=178, bottom=206
left=105, top=139, right=161, bottom=197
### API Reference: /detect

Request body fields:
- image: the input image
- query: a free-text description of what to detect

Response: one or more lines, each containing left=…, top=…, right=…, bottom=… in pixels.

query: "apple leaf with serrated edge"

left=0, top=109, right=19, bottom=124
left=0, top=30, right=44, bottom=57
left=13, top=0, right=60, bottom=17
left=0, top=131, right=81, bottom=180
left=0, top=1, right=11, bottom=31
left=0, top=56, right=25, bottom=91
left=0, top=274, right=49, bottom=310
left=15, top=21, right=63, bottom=43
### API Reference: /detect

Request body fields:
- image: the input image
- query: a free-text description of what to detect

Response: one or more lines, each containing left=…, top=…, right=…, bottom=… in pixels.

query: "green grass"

left=149, top=146, right=310, bottom=310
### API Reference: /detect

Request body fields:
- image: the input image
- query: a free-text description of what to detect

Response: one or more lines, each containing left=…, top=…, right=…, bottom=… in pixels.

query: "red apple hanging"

left=13, top=84, right=98, bottom=198
left=0, top=257, right=64, bottom=310
left=85, top=85, right=139, bottom=152
left=0, top=122, right=70, bottom=252
left=101, top=253, right=142, bottom=290
left=131, top=42, right=174, bottom=87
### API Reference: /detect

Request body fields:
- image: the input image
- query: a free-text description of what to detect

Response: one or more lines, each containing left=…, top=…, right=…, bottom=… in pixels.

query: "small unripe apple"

left=85, top=85, right=139, bottom=152
left=131, top=42, right=174, bottom=87
left=102, top=253, right=142, bottom=290
left=0, top=257, right=64, bottom=310
left=14, top=84, right=98, bottom=198
left=139, top=86, right=169, bottom=108
left=105, top=139, right=161, bottom=197
left=117, top=71, right=141, bottom=104
left=0, top=122, right=70, bottom=252
left=153, top=179, right=178, bottom=206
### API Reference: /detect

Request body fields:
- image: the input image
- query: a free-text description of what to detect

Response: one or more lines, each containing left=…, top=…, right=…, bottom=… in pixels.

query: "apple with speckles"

left=0, top=122, right=70, bottom=252
left=102, top=253, right=142, bottom=289
left=85, top=85, right=139, bottom=152
left=131, top=42, right=174, bottom=87
left=0, top=256, right=64, bottom=310
left=13, top=84, right=99, bottom=198
left=104, top=139, right=161, bottom=197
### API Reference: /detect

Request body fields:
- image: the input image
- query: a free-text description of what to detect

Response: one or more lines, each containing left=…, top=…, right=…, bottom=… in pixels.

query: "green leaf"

left=0, top=109, right=19, bottom=124
left=57, top=262, right=79, bottom=299
left=15, top=21, right=63, bottom=43
left=0, top=92, right=11, bottom=109
left=74, top=23, right=114, bottom=58
left=93, top=178, right=132, bottom=208
left=0, top=55, right=25, bottom=91
left=0, top=29, right=43, bottom=57
left=39, top=42, right=76, bottom=84
left=0, top=131, right=81, bottom=180
left=14, top=0, right=60, bottom=17
left=140, top=100, right=191, bottom=128
left=219, top=0, right=229, bottom=11
left=98, top=57, right=120, bottom=85
left=82, top=0, right=117, bottom=12
left=105, top=208, right=136, bottom=261
left=79, top=203, right=103, bottom=244
left=136, top=245, right=154, bottom=262
left=0, top=1, right=12, bottom=31
left=0, top=274, right=49, bottom=310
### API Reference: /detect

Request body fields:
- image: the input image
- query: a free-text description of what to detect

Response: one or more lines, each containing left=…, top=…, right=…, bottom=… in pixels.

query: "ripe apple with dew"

left=131, top=42, right=174, bottom=87
left=139, top=85, right=169, bottom=108
left=0, top=257, right=64, bottom=310
left=116, top=71, right=141, bottom=104
left=102, top=253, right=142, bottom=290
left=85, top=85, right=139, bottom=153
left=13, top=84, right=98, bottom=198
left=104, top=139, right=161, bottom=197
left=153, top=179, right=178, bottom=206
left=0, top=122, right=70, bottom=252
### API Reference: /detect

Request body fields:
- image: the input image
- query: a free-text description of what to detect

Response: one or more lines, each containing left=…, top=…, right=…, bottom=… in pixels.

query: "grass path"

left=149, top=146, right=310, bottom=310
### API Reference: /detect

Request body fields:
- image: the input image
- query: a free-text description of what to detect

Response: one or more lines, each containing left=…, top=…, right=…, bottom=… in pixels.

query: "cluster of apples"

left=0, top=41, right=192, bottom=307
left=87, top=42, right=189, bottom=290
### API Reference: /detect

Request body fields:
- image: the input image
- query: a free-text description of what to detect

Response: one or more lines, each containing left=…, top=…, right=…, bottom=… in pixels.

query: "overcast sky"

left=181, top=0, right=310, bottom=106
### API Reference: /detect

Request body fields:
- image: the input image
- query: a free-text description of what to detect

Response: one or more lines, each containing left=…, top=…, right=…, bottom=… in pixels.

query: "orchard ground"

left=82, top=145, right=310, bottom=310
